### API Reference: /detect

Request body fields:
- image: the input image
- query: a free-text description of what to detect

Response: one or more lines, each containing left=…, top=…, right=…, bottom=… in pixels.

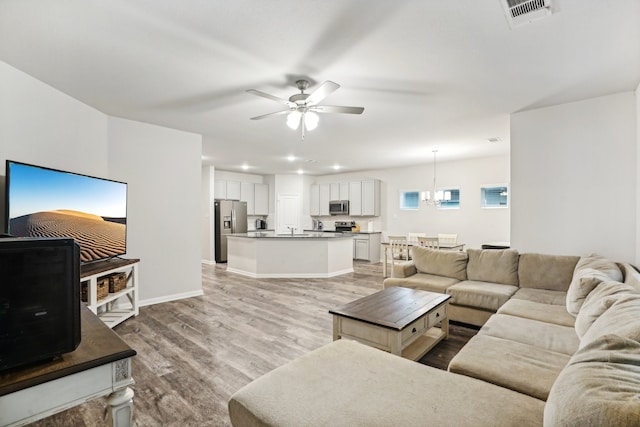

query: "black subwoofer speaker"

left=0, top=237, right=81, bottom=371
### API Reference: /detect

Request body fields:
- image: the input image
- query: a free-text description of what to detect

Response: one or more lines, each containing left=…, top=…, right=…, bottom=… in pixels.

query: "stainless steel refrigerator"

left=214, top=199, right=248, bottom=263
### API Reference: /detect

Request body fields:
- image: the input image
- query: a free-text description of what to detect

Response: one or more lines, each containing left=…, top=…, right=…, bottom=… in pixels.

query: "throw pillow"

left=545, top=334, right=640, bottom=427
left=574, top=281, right=637, bottom=338
left=579, top=294, right=640, bottom=349
left=566, top=268, right=614, bottom=316
left=574, top=254, right=622, bottom=281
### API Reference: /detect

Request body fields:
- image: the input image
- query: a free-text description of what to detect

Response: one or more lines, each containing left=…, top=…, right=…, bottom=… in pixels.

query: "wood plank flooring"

left=27, top=261, right=477, bottom=426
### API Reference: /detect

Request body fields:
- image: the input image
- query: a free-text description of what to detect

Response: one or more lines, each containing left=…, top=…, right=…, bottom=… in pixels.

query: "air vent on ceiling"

left=501, top=0, right=552, bottom=28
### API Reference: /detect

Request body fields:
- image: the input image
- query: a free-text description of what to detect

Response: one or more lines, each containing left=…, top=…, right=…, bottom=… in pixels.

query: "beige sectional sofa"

left=228, top=248, right=640, bottom=426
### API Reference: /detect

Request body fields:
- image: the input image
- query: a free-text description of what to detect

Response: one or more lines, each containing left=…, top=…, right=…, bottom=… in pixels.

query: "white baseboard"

left=139, top=289, right=204, bottom=307
left=201, top=259, right=215, bottom=265
left=226, top=267, right=354, bottom=279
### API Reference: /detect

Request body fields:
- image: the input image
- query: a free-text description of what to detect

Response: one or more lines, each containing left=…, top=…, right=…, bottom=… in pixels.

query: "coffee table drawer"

left=427, top=304, right=446, bottom=327
left=339, top=317, right=389, bottom=348
left=401, top=316, right=426, bottom=345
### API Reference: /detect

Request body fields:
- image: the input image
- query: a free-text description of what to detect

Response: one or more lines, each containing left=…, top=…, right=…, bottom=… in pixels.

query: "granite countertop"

left=311, top=229, right=382, bottom=234
left=230, top=231, right=350, bottom=239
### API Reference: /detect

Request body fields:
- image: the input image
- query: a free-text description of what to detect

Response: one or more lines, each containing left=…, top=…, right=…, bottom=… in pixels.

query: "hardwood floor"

left=28, top=261, right=476, bottom=426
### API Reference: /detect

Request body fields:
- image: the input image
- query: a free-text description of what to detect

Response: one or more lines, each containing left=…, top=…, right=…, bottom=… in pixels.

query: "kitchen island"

left=226, top=232, right=354, bottom=278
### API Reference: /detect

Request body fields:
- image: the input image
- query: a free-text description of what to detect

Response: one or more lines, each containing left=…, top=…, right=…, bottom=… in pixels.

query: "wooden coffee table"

left=329, top=287, right=451, bottom=361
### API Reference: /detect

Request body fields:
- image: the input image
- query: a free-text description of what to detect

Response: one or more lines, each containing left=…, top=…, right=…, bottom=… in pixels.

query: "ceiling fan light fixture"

left=304, top=111, right=319, bottom=131
left=287, top=111, right=301, bottom=129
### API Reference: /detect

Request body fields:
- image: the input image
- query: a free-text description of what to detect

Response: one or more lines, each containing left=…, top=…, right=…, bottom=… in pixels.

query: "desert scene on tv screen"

left=10, top=210, right=125, bottom=262
left=8, top=163, right=127, bottom=263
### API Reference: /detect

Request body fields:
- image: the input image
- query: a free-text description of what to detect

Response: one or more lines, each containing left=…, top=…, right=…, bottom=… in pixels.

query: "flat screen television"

left=4, top=160, right=127, bottom=263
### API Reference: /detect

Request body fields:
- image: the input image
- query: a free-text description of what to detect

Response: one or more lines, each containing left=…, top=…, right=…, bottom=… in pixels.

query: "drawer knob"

left=412, top=327, right=417, bottom=333
left=436, top=313, right=440, bottom=318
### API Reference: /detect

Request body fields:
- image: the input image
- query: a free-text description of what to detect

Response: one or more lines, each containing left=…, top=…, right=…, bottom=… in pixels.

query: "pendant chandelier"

left=421, top=150, right=451, bottom=206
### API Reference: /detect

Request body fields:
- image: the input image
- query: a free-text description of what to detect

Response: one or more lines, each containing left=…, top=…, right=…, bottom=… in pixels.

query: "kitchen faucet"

left=287, top=226, right=295, bottom=236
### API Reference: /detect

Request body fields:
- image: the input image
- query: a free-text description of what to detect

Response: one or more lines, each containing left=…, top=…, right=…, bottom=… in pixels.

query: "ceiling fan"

left=246, top=80, right=364, bottom=141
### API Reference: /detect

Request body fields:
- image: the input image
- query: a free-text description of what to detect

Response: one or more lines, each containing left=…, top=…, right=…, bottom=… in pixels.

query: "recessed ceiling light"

left=287, top=155, right=296, bottom=162
left=332, top=164, right=341, bottom=170
left=241, top=164, right=249, bottom=170
left=297, top=169, right=304, bottom=174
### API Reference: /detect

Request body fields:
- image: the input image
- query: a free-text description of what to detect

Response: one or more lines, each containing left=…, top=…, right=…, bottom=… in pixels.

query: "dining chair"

left=388, top=235, right=410, bottom=264
left=438, top=233, right=458, bottom=245
left=417, top=236, right=440, bottom=249
left=407, top=232, right=427, bottom=244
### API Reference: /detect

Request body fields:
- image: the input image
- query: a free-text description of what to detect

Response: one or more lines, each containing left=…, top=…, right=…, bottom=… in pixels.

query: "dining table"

left=381, top=240, right=465, bottom=278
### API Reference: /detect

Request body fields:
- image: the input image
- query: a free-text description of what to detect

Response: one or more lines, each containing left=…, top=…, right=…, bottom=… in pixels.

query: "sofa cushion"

left=448, top=334, right=570, bottom=401
left=411, top=245, right=468, bottom=281
left=228, top=339, right=546, bottom=427
left=466, top=248, right=519, bottom=286
left=574, top=281, right=639, bottom=338
left=479, top=314, right=579, bottom=355
left=566, top=268, right=616, bottom=316
left=574, top=254, right=623, bottom=279
left=510, top=288, right=567, bottom=305
left=620, top=262, right=640, bottom=291
left=517, top=253, right=579, bottom=291
left=579, top=294, right=640, bottom=349
left=446, top=280, right=518, bottom=311
left=383, top=273, right=460, bottom=293
left=497, top=298, right=575, bottom=327
left=544, top=334, right=640, bottom=427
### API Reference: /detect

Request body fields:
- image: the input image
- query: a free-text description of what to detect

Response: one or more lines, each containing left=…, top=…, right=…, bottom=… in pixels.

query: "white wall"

left=511, top=92, right=637, bottom=262
left=1, top=60, right=203, bottom=305
left=108, top=117, right=203, bottom=304
left=312, top=155, right=511, bottom=250
left=202, top=165, right=215, bottom=263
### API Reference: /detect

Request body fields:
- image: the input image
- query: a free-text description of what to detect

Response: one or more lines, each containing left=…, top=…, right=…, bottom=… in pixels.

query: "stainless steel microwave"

left=329, top=200, right=349, bottom=215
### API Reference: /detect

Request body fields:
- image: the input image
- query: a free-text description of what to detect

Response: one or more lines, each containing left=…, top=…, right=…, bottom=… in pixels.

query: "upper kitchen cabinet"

left=330, top=183, right=340, bottom=201
left=254, top=183, right=269, bottom=215
left=350, top=179, right=380, bottom=216
left=240, top=182, right=269, bottom=215
left=310, top=184, right=320, bottom=216
left=241, top=182, right=255, bottom=214
left=339, top=182, right=350, bottom=200
left=319, top=184, right=330, bottom=216
left=216, top=179, right=242, bottom=200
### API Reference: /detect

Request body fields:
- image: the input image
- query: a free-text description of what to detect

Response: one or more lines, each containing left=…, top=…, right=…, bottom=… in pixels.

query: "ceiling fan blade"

left=305, top=80, right=340, bottom=105
left=250, top=109, right=291, bottom=120
left=246, top=89, right=295, bottom=107
left=311, top=105, right=364, bottom=114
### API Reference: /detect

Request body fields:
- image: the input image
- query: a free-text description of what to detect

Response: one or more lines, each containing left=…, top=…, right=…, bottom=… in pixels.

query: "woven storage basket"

left=81, top=278, right=109, bottom=302
left=108, top=272, right=127, bottom=293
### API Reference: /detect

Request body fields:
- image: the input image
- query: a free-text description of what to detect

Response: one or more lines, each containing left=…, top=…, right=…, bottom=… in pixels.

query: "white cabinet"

left=352, top=233, right=381, bottom=262
left=254, top=183, right=269, bottom=215
left=80, top=258, right=140, bottom=329
left=214, top=179, right=227, bottom=199
left=362, top=179, right=381, bottom=216
left=349, top=181, right=363, bottom=216
left=340, top=182, right=350, bottom=200
left=215, top=179, right=242, bottom=200
left=310, top=184, right=320, bottom=216
left=226, top=180, right=241, bottom=200
left=319, top=184, right=330, bottom=216
left=241, top=182, right=255, bottom=214
left=330, top=183, right=340, bottom=201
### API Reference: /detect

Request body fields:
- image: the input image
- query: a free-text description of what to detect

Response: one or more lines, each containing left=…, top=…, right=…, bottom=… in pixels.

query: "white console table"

left=0, top=307, right=136, bottom=426
left=80, top=258, right=140, bottom=328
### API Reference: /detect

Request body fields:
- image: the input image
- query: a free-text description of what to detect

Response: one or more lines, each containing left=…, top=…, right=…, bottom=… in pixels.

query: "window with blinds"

left=438, top=188, right=460, bottom=209
left=481, top=185, right=509, bottom=208
left=400, top=190, right=420, bottom=210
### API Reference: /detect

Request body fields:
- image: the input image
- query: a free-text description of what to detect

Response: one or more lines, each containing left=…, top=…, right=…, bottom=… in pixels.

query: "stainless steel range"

left=334, top=221, right=355, bottom=232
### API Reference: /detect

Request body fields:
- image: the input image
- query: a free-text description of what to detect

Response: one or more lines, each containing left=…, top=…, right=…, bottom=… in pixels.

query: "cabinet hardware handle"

left=436, top=313, right=440, bottom=318
left=412, top=327, right=417, bottom=333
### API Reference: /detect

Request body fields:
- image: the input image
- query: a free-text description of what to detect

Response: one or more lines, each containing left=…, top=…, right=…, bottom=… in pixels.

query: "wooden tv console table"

left=81, top=258, right=140, bottom=328
left=0, top=306, right=136, bottom=426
